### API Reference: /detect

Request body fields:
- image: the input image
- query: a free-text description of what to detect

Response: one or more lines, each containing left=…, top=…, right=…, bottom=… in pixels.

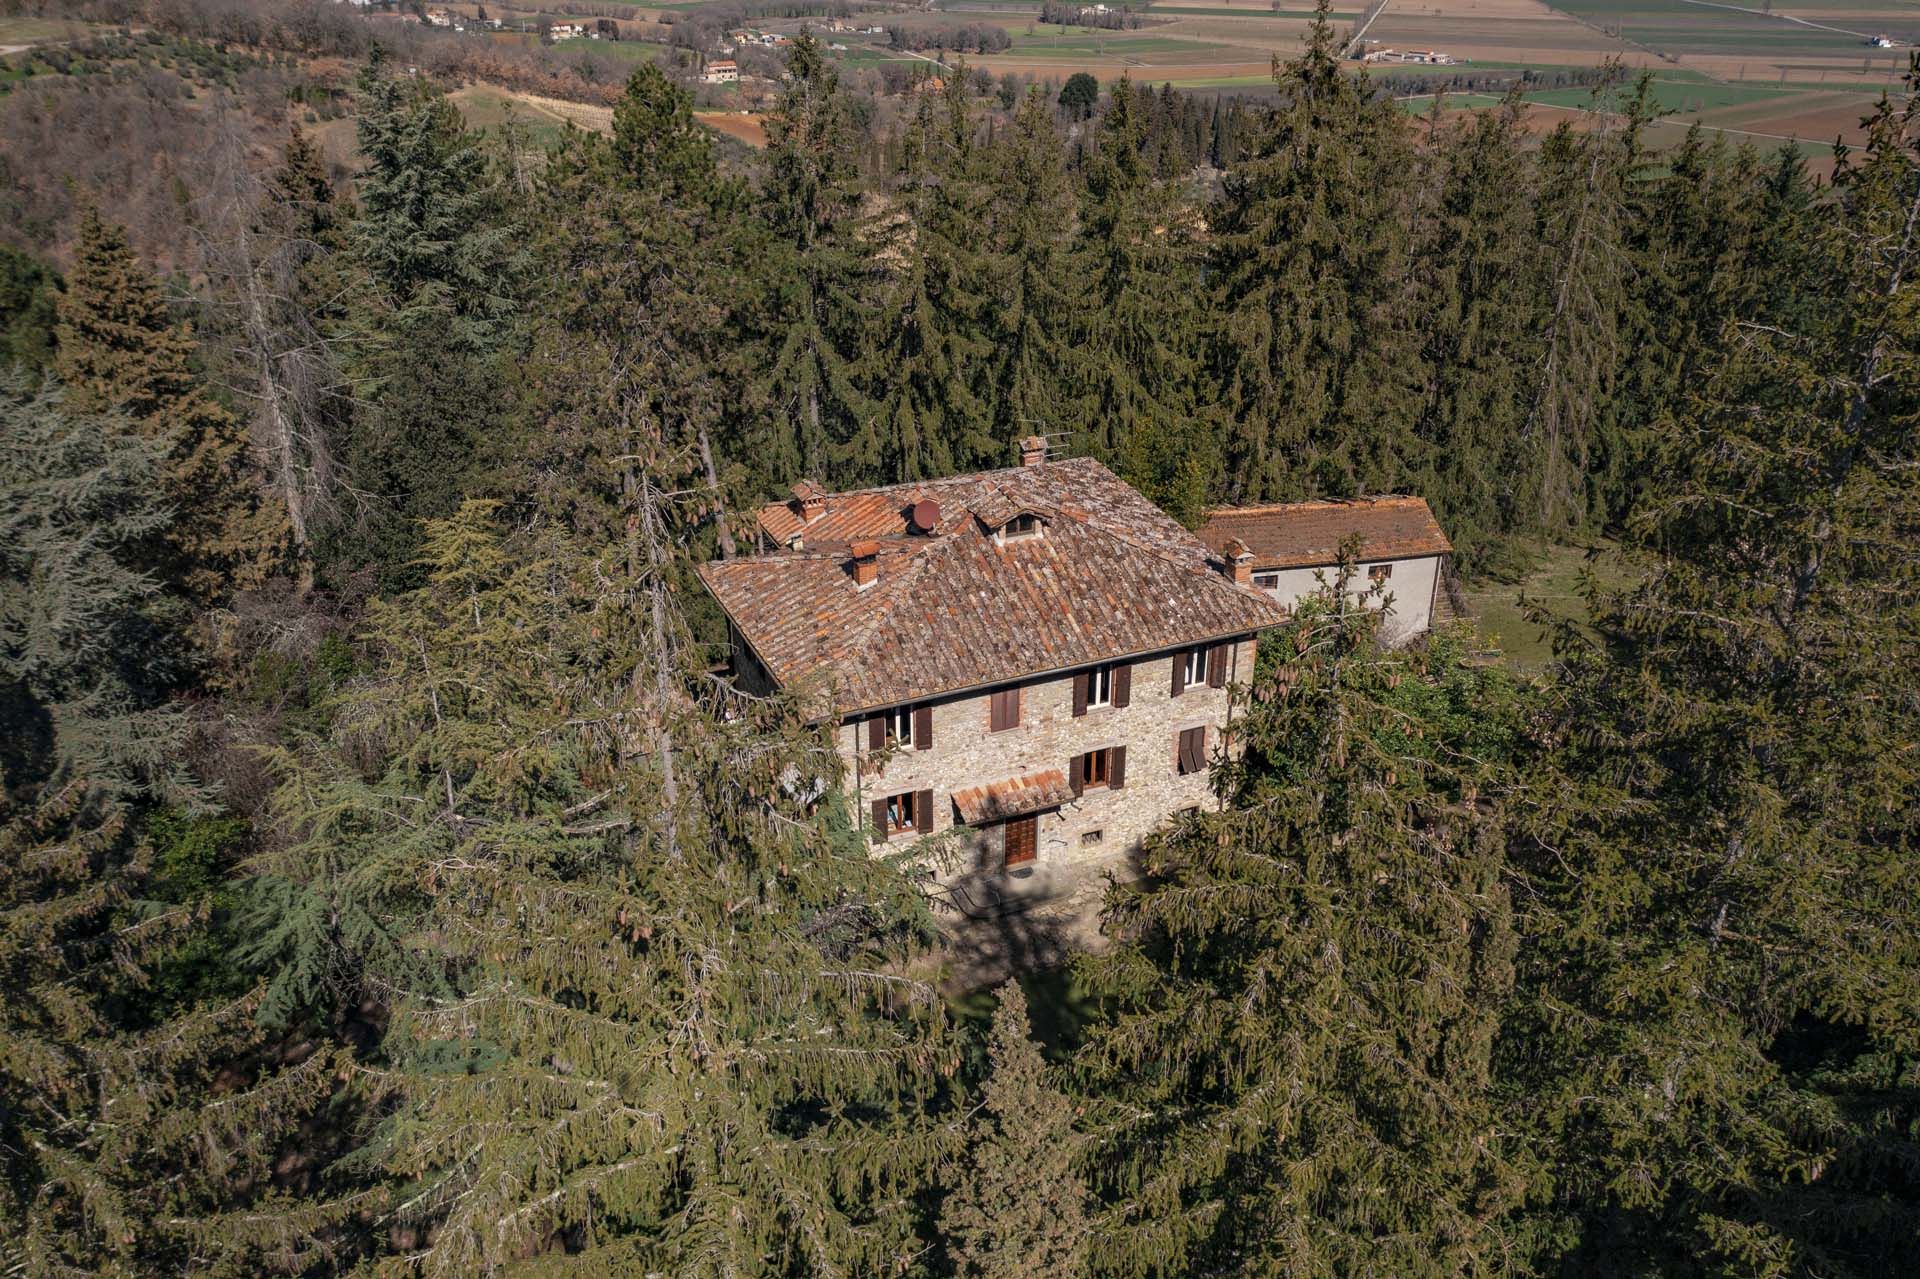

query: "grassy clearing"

left=552, top=37, right=664, bottom=62
left=1458, top=541, right=1629, bottom=673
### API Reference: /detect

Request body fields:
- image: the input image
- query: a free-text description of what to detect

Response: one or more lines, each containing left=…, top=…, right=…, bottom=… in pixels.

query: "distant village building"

left=1363, top=46, right=1459, bottom=65
left=425, top=7, right=453, bottom=26
left=702, top=59, right=740, bottom=83
left=548, top=22, right=586, bottom=40
left=1196, top=497, right=1455, bottom=645
left=699, top=439, right=1286, bottom=908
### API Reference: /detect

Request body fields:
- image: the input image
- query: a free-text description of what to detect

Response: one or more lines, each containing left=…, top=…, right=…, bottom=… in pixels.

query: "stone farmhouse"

left=697, top=439, right=1288, bottom=895
left=1196, top=497, right=1456, bottom=644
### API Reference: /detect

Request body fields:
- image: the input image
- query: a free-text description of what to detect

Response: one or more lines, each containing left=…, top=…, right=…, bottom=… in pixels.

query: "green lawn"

left=1457, top=541, right=1629, bottom=674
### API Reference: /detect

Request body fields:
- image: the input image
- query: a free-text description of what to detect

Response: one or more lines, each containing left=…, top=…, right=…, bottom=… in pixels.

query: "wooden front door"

left=1003, top=815, right=1038, bottom=867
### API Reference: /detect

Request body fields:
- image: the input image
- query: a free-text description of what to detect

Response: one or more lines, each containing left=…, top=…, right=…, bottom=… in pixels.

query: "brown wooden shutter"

left=1109, top=745, right=1127, bottom=789
left=871, top=797, right=889, bottom=841
left=1112, top=662, right=1131, bottom=707
left=989, top=690, right=1007, bottom=732
left=1069, top=752, right=1084, bottom=796
left=867, top=715, right=885, bottom=750
left=1072, top=672, right=1089, bottom=717
left=1208, top=642, right=1229, bottom=688
left=915, top=789, right=933, bottom=832
left=1170, top=652, right=1187, bottom=697
left=913, top=704, right=932, bottom=750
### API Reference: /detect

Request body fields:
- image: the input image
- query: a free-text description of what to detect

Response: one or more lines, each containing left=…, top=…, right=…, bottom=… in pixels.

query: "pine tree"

left=244, top=501, right=957, bottom=1276
left=940, top=982, right=1088, bottom=1278
left=54, top=207, right=286, bottom=601
left=0, top=244, right=57, bottom=376
left=1508, top=86, right=1920, bottom=1278
left=1209, top=5, right=1428, bottom=504
left=1075, top=571, right=1526, bottom=1276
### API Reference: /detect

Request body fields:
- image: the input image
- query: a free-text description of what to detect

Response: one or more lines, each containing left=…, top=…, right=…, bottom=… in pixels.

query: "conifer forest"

left=1, top=1, right=1916, bottom=1276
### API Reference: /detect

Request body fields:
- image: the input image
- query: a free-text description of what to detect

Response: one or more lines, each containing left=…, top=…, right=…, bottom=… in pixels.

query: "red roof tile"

left=701, top=458, right=1288, bottom=717
left=1196, top=497, right=1452, bottom=571
left=951, top=768, right=1075, bottom=824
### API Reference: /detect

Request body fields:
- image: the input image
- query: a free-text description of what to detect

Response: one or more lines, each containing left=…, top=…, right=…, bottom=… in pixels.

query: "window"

left=1253, top=572, right=1281, bottom=591
left=868, top=704, right=931, bottom=754
left=1184, top=646, right=1209, bottom=688
left=1088, top=663, right=1113, bottom=708
left=1081, top=829, right=1104, bottom=847
left=1001, top=513, right=1042, bottom=540
left=989, top=687, right=1021, bottom=732
left=885, top=791, right=921, bottom=833
left=1176, top=726, right=1208, bottom=776
left=1070, top=745, right=1125, bottom=794
left=1368, top=563, right=1393, bottom=584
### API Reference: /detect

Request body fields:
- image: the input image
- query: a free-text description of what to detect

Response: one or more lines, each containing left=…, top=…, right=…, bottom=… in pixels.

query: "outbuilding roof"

left=1195, top=497, right=1452, bottom=571
left=700, top=457, right=1287, bottom=718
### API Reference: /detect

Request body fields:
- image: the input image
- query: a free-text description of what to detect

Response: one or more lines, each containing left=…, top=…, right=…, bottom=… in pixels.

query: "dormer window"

left=1001, top=513, right=1042, bottom=541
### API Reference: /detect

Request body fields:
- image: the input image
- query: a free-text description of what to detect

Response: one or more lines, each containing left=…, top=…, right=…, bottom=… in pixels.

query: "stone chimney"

left=850, top=539, right=880, bottom=589
left=1020, top=435, right=1049, bottom=467
left=1222, top=538, right=1254, bottom=586
left=792, top=478, right=827, bottom=523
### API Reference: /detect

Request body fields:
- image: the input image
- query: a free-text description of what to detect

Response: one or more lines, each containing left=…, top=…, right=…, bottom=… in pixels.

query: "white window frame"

left=885, top=705, right=913, bottom=747
left=1087, top=663, right=1113, bottom=709
left=1184, top=646, right=1209, bottom=688
left=1253, top=572, right=1281, bottom=591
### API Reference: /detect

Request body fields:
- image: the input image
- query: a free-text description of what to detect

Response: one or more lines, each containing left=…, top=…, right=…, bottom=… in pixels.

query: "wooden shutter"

left=1072, top=671, right=1089, bottom=717
left=913, top=704, right=932, bottom=750
left=871, top=797, right=889, bottom=841
left=1109, top=745, right=1127, bottom=789
left=989, top=690, right=1007, bottom=732
left=915, top=789, right=933, bottom=832
left=1069, top=752, right=1084, bottom=796
left=1112, top=663, right=1131, bottom=707
left=1207, top=642, right=1229, bottom=688
left=867, top=715, right=885, bottom=751
left=1170, top=652, right=1187, bottom=697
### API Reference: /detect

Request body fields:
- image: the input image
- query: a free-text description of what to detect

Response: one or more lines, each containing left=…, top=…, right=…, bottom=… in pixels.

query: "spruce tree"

left=982, top=88, right=1081, bottom=455
left=1075, top=573, right=1526, bottom=1276
left=1508, top=86, right=1920, bottom=1277
left=1209, top=3, right=1428, bottom=505
left=940, top=982, right=1088, bottom=1278
left=1408, top=91, right=1549, bottom=571
left=865, top=75, right=998, bottom=483
left=327, top=70, right=526, bottom=587
left=743, top=34, right=883, bottom=488
left=54, top=207, right=286, bottom=601
left=1076, top=73, right=1212, bottom=525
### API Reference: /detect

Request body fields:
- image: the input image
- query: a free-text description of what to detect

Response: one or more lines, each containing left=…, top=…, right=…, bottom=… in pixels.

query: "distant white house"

left=1196, top=497, right=1457, bottom=645
left=549, top=22, right=586, bottom=40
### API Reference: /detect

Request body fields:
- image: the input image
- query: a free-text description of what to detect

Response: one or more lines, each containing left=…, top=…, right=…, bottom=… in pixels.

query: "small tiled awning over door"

left=951, top=768, right=1075, bottom=825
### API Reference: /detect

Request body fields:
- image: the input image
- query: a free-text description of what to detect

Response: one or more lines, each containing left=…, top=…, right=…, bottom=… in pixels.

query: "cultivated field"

left=911, top=0, right=1911, bottom=162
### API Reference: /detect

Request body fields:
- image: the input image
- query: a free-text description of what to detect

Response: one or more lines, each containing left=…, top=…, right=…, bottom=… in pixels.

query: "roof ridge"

left=1208, top=495, right=1433, bottom=517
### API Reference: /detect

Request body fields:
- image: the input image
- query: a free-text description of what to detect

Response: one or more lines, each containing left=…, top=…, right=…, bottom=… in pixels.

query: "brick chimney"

left=792, top=478, right=826, bottom=523
left=1020, top=435, right=1049, bottom=467
left=850, top=539, right=880, bottom=589
left=1222, top=538, right=1254, bottom=586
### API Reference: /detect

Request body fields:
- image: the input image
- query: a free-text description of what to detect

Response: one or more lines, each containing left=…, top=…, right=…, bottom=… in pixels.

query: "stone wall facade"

left=839, top=636, right=1258, bottom=896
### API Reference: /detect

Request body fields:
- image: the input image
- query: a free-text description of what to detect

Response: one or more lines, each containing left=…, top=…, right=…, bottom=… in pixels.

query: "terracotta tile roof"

left=701, top=457, right=1289, bottom=717
left=951, top=768, right=1075, bottom=825
left=1196, top=497, right=1453, bottom=571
